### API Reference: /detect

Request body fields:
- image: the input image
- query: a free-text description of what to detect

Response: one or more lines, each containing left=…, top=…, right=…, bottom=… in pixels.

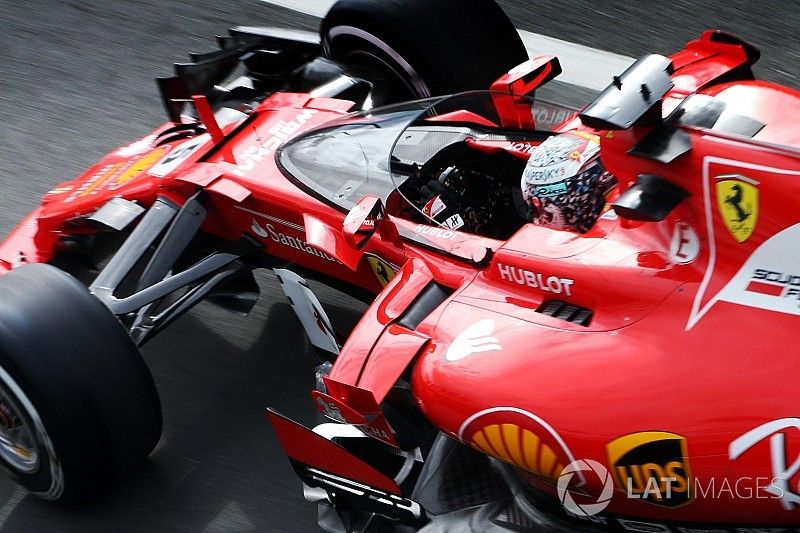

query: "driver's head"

left=521, top=132, right=616, bottom=233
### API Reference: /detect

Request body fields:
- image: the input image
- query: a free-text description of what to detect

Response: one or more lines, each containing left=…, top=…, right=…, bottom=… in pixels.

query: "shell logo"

left=470, top=422, right=565, bottom=481
left=114, top=146, right=169, bottom=187
left=459, top=407, right=584, bottom=485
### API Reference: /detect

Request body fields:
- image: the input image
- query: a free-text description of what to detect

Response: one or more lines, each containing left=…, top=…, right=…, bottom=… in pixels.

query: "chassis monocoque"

left=0, top=1, right=799, bottom=532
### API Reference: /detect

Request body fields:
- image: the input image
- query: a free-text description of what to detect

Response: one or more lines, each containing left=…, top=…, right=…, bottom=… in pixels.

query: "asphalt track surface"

left=0, top=1, right=797, bottom=531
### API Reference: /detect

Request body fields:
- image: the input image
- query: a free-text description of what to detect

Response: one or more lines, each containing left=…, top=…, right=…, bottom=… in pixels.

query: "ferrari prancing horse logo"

left=365, top=254, right=397, bottom=287
left=715, top=175, right=759, bottom=243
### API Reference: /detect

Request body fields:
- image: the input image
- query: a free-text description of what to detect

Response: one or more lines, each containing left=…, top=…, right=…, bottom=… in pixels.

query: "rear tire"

left=0, top=264, right=162, bottom=502
left=321, top=0, right=528, bottom=99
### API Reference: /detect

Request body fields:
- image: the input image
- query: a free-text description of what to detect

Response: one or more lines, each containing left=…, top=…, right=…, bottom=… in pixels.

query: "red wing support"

left=191, top=95, right=224, bottom=143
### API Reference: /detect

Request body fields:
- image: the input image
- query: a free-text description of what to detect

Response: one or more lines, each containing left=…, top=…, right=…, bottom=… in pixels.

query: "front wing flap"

left=266, top=409, right=426, bottom=525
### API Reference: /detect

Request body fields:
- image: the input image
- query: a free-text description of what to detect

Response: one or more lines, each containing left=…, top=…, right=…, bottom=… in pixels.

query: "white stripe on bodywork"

left=233, top=205, right=305, bottom=232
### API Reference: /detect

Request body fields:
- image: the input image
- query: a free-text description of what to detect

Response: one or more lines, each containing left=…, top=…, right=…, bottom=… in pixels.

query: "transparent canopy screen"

left=278, top=92, right=575, bottom=211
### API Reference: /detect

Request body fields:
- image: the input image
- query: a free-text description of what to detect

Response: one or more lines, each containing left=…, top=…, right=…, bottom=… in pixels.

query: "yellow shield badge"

left=366, top=254, right=397, bottom=287
left=715, top=175, right=759, bottom=243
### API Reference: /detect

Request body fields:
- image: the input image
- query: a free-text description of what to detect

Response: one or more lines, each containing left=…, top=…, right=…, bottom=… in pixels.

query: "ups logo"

left=606, top=431, right=693, bottom=507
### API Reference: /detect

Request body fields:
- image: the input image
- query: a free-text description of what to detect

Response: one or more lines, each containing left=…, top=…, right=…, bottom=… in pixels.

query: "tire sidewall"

left=324, top=23, right=434, bottom=98
left=0, top=264, right=162, bottom=501
left=321, top=0, right=528, bottom=97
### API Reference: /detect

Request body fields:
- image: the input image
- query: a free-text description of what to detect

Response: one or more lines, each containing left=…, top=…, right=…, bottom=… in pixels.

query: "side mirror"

left=491, top=56, right=562, bottom=129
left=491, top=55, right=562, bottom=97
left=343, top=196, right=385, bottom=249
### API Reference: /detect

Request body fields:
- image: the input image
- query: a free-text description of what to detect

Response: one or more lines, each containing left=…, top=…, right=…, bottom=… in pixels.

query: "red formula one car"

left=0, top=1, right=797, bottom=532
left=265, top=23, right=800, bottom=533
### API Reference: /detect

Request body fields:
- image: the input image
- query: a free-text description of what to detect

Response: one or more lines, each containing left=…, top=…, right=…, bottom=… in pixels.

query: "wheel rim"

left=0, top=386, right=38, bottom=473
left=344, top=49, right=419, bottom=103
left=325, top=25, right=432, bottom=99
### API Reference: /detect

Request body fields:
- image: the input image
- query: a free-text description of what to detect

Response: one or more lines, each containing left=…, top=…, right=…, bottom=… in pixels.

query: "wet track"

left=0, top=1, right=798, bottom=531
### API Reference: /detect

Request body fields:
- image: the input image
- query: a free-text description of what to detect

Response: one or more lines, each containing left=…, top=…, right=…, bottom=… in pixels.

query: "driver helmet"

left=521, top=131, right=616, bottom=233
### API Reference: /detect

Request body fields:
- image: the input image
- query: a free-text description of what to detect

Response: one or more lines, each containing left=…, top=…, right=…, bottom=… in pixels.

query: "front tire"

left=0, top=264, right=162, bottom=501
left=321, top=0, right=529, bottom=99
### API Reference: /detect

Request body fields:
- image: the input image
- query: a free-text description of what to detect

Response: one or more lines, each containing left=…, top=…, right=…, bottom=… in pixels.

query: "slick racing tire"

left=0, top=264, right=162, bottom=502
left=321, top=0, right=528, bottom=98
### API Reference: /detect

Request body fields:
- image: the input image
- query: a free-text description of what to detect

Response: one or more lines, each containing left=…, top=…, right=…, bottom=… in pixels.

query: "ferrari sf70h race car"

left=0, top=0, right=798, bottom=531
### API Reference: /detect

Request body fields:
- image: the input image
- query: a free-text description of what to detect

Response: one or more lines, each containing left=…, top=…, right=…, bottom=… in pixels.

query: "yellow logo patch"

left=470, top=423, right=565, bottom=481
left=115, top=146, right=169, bottom=187
left=365, top=254, right=396, bottom=287
left=716, top=175, right=759, bottom=243
left=607, top=431, right=693, bottom=507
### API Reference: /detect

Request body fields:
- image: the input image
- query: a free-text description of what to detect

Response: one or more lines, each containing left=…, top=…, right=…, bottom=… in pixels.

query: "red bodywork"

left=3, top=31, right=800, bottom=526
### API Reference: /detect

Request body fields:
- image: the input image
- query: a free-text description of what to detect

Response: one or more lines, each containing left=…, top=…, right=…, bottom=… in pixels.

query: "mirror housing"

left=491, top=55, right=562, bottom=129
left=491, top=55, right=562, bottom=97
left=343, top=196, right=400, bottom=249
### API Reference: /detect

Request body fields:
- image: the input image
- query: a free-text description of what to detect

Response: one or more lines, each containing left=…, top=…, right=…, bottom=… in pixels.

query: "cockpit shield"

left=278, top=98, right=445, bottom=211
left=279, top=92, right=575, bottom=223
